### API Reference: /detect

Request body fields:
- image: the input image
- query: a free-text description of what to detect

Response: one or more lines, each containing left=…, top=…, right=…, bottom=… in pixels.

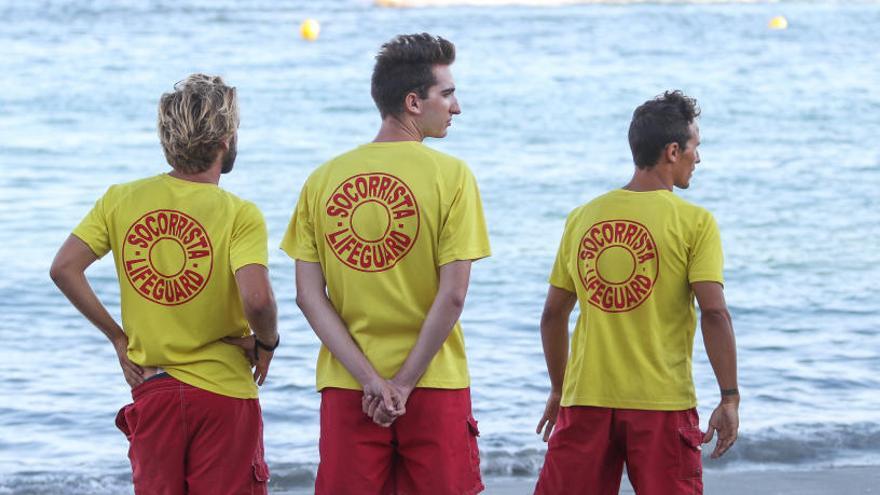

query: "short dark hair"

left=371, top=33, right=456, bottom=118
left=627, top=90, right=700, bottom=169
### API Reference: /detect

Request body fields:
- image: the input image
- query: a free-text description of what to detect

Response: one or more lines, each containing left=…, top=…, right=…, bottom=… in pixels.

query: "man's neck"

left=623, top=165, right=674, bottom=192
left=168, top=162, right=222, bottom=185
left=373, top=115, right=424, bottom=143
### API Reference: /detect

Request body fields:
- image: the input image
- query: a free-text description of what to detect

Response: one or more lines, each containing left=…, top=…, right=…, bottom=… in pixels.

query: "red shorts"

left=115, top=374, right=269, bottom=495
left=535, top=406, right=703, bottom=495
left=317, top=387, right=483, bottom=495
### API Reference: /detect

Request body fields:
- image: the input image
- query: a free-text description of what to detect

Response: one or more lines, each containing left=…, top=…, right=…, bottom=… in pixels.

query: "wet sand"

left=484, top=466, right=880, bottom=494
left=275, top=466, right=880, bottom=494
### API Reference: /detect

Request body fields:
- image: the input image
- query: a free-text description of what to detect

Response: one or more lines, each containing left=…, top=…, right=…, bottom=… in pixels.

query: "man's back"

left=551, top=188, right=723, bottom=410
left=535, top=91, right=738, bottom=495
left=74, top=173, right=267, bottom=398
left=50, top=73, right=276, bottom=495
left=282, top=141, right=490, bottom=390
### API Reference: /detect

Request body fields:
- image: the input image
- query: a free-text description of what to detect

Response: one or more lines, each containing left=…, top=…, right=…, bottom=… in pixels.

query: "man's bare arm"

left=225, top=264, right=278, bottom=385
left=536, top=285, right=577, bottom=442
left=390, top=260, right=472, bottom=388
left=693, top=281, right=739, bottom=458
left=49, top=235, right=148, bottom=387
left=295, top=260, right=401, bottom=420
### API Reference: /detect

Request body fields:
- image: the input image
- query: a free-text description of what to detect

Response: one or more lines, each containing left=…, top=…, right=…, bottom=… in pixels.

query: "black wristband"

left=255, top=334, right=280, bottom=352
left=720, top=388, right=739, bottom=397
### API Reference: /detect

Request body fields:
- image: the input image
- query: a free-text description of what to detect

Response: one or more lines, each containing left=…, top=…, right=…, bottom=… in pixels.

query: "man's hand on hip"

left=111, top=334, right=146, bottom=388
left=223, top=335, right=274, bottom=386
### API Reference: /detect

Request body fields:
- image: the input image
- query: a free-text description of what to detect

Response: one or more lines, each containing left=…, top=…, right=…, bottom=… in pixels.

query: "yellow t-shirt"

left=281, top=141, right=491, bottom=391
left=73, top=174, right=268, bottom=399
left=550, top=189, right=724, bottom=410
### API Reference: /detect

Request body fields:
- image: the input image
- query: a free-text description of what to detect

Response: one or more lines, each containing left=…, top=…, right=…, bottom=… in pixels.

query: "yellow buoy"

left=300, top=19, right=320, bottom=41
left=768, top=16, right=788, bottom=30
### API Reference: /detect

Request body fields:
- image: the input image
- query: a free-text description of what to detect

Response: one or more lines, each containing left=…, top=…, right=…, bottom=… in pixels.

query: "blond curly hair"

left=157, top=74, right=239, bottom=173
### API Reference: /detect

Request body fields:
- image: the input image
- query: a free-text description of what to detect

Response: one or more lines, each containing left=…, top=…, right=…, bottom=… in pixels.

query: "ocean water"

left=1, top=0, right=879, bottom=493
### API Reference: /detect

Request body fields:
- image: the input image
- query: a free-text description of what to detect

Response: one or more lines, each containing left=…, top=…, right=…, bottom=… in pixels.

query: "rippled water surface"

left=1, top=0, right=879, bottom=492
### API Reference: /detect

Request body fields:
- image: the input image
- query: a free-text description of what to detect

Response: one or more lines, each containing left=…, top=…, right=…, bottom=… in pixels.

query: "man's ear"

left=664, top=142, right=680, bottom=163
left=219, top=137, right=230, bottom=152
left=403, top=92, right=422, bottom=115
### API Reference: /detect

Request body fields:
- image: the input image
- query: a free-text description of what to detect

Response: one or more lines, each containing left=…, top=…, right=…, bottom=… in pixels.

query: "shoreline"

left=274, top=466, right=880, bottom=494
left=486, top=466, right=880, bottom=494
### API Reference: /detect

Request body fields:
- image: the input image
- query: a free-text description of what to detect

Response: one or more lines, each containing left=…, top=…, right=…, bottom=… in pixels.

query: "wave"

left=481, top=421, right=880, bottom=476
left=376, top=0, right=773, bottom=7
left=2, top=422, right=878, bottom=493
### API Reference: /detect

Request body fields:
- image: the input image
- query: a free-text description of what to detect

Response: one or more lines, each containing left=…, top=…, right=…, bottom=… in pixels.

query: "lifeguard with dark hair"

left=533, top=91, right=739, bottom=495
left=282, top=33, right=490, bottom=494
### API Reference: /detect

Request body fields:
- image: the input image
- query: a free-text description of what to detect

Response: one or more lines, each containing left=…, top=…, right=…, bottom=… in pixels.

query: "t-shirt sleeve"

left=548, top=212, right=576, bottom=293
left=438, top=164, right=492, bottom=266
left=230, top=201, right=269, bottom=272
left=688, top=211, right=724, bottom=285
left=280, top=181, right=320, bottom=262
left=71, top=189, right=112, bottom=258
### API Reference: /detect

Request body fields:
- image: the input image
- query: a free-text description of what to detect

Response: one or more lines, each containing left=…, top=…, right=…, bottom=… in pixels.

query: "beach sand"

left=484, top=466, right=880, bottom=494
left=275, top=466, right=880, bottom=494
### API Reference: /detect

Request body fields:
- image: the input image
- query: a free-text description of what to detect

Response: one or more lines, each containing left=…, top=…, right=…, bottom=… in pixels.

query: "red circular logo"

left=324, top=173, right=420, bottom=272
left=577, top=219, right=659, bottom=313
left=122, top=209, right=213, bottom=305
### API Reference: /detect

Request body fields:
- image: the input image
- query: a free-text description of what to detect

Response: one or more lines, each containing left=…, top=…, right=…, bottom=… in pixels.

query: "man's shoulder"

left=413, top=143, right=464, bottom=165
left=106, top=174, right=162, bottom=194
left=667, top=194, right=715, bottom=220
left=95, top=175, right=163, bottom=208
left=314, top=143, right=468, bottom=180
left=575, top=189, right=622, bottom=213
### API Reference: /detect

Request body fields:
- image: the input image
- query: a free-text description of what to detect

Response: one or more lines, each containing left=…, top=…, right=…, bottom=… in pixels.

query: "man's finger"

left=366, top=396, right=381, bottom=418
left=712, top=438, right=727, bottom=458
left=222, top=336, right=246, bottom=346
left=702, top=424, right=716, bottom=444
left=122, top=362, right=142, bottom=377
left=542, top=420, right=555, bottom=442
left=717, top=431, right=736, bottom=458
left=256, top=363, right=269, bottom=385
left=381, top=388, right=396, bottom=414
left=123, top=370, right=143, bottom=388
left=119, top=357, right=143, bottom=375
left=536, top=417, right=547, bottom=435
left=374, top=414, right=392, bottom=427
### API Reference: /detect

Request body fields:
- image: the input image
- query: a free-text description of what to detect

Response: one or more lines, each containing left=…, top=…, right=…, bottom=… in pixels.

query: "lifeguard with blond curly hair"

left=50, top=74, right=278, bottom=495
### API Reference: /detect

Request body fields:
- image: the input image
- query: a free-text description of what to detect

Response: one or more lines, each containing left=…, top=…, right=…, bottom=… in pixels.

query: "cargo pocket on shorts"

left=677, top=427, right=704, bottom=480
left=115, top=404, right=136, bottom=441
left=251, top=456, right=270, bottom=494
left=466, top=416, right=482, bottom=484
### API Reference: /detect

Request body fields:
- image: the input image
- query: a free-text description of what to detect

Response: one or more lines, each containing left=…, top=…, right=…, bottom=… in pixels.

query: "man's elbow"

left=49, top=263, right=62, bottom=284
left=295, top=290, right=315, bottom=311
left=243, top=290, right=276, bottom=318
left=541, top=307, right=567, bottom=330
left=295, top=287, right=328, bottom=313
left=700, top=306, right=731, bottom=325
left=49, top=259, right=72, bottom=286
left=442, top=288, right=467, bottom=313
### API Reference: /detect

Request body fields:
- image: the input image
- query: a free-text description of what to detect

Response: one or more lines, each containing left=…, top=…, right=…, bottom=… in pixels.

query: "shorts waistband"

left=131, top=372, right=183, bottom=400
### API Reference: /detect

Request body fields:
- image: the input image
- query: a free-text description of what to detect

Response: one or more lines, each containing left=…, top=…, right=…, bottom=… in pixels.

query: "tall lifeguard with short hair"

left=50, top=74, right=278, bottom=495
left=283, top=33, right=491, bottom=495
